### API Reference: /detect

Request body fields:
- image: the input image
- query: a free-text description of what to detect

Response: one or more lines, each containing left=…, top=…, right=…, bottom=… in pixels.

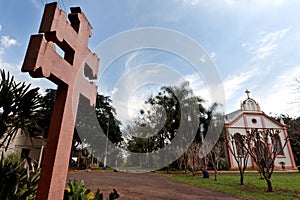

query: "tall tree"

left=95, top=95, right=123, bottom=145
left=273, top=115, right=300, bottom=165
left=38, top=89, right=123, bottom=168
left=38, top=89, right=83, bottom=151
left=186, top=142, right=203, bottom=176
left=0, top=69, right=43, bottom=151
left=226, top=132, right=250, bottom=185
left=124, top=81, right=223, bottom=171
left=37, top=89, right=56, bottom=138
left=126, top=81, right=204, bottom=153
left=40, top=90, right=123, bottom=146
left=75, top=94, right=124, bottom=169
left=207, top=140, right=223, bottom=181
left=243, top=129, right=288, bottom=192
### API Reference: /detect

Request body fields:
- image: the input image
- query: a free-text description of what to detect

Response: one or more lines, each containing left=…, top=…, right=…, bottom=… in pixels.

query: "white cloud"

left=111, top=87, right=118, bottom=95
left=180, top=0, right=285, bottom=8
left=253, top=0, right=285, bottom=7
left=181, top=0, right=201, bottom=7
left=0, top=25, right=2, bottom=32
left=223, top=69, right=256, bottom=101
left=180, top=73, right=208, bottom=98
left=251, top=28, right=289, bottom=59
left=1, top=35, right=17, bottom=48
left=125, top=51, right=140, bottom=72
left=0, top=59, right=55, bottom=93
left=258, top=66, right=300, bottom=117
left=111, top=64, right=181, bottom=125
left=224, top=66, right=300, bottom=116
left=222, top=0, right=286, bottom=7
left=200, top=54, right=206, bottom=63
left=126, top=86, right=158, bottom=119
left=178, top=73, right=226, bottom=110
left=0, top=47, right=4, bottom=57
left=30, top=0, right=42, bottom=9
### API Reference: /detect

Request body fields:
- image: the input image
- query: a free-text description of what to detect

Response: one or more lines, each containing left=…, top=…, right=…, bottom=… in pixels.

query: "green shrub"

left=0, top=153, right=40, bottom=199
left=64, top=179, right=119, bottom=200
left=218, top=158, right=229, bottom=170
left=64, top=179, right=92, bottom=200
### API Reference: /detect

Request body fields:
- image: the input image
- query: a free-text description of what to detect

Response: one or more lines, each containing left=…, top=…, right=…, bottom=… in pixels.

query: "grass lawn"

left=166, top=171, right=300, bottom=200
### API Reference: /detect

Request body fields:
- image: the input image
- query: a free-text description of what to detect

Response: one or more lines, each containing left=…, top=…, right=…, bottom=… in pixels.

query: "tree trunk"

left=166, top=167, right=170, bottom=174
left=192, top=168, right=196, bottom=176
left=261, top=170, right=273, bottom=192
left=266, top=178, right=273, bottom=192
left=214, top=170, right=217, bottom=181
left=239, top=167, right=244, bottom=185
left=184, top=159, right=188, bottom=174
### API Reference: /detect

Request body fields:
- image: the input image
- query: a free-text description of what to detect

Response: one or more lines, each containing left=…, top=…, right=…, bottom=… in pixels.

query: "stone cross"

left=22, top=3, right=99, bottom=199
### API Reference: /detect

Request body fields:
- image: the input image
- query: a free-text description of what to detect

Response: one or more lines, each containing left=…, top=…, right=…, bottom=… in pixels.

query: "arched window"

left=233, top=133, right=245, bottom=156
left=273, top=134, right=284, bottom=156
left=242, top=98, right=261, bottom=111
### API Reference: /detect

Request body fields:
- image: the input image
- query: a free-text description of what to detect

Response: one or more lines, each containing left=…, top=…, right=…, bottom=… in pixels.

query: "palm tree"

left=0, top=69, right=43, bottom=151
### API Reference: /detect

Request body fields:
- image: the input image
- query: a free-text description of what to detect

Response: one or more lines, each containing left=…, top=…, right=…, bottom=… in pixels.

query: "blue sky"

left=1, top=0, right=300, bottom=120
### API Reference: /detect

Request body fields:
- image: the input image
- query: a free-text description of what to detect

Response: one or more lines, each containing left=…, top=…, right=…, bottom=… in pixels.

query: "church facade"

left=224, top=91, right=296, bottom=169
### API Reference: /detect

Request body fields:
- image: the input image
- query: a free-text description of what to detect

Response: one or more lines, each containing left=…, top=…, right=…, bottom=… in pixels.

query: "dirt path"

left=67, top=171, right=245, bottom=200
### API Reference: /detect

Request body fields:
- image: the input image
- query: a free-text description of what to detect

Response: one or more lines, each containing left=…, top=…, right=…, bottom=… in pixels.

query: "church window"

left=234, top=133, right=245, bottom=156
left=274, top=134, right=284, bottom=156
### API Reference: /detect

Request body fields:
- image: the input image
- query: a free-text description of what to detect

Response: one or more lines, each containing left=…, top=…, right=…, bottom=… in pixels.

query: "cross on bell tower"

left=245, top=89, right=250, bottom=98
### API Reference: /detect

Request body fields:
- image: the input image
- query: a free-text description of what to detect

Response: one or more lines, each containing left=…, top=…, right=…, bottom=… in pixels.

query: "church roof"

left=225, top=109, right=242, bottom=122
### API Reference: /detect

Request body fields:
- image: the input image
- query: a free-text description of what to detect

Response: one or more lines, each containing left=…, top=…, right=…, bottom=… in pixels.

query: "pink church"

left=225, top=91, right=296, bottom=169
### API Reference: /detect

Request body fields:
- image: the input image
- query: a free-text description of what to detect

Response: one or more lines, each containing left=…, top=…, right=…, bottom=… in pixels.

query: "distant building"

left=225, top=90, right=296, bottom=169
left=0, top=130, right=45, bottom=166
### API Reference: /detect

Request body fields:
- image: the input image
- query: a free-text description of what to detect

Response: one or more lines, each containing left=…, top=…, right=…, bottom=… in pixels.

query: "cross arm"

left=22, top=34, right=72, bottom=85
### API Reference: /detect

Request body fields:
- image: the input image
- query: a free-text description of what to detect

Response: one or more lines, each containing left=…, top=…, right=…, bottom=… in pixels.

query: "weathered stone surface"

left=22, top=2, right=99, bottom=199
